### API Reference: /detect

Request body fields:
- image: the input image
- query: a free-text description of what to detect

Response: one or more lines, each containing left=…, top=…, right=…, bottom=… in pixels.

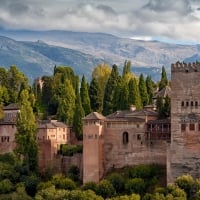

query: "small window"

left=123, top=132, right=129, bottom=144
left=137, top=134, right=141, bottom=140
left=186, top=102, right=189, bottom=106
left=137, top=124, right=140, bottom=128
left=195, top=101, right=198, bottom=107
left=181, top=124, right=186, bottom=132
left=198, top=124, right=200, bottom=131
left=189, top=124, right=195, bottom=131
left=191, top=101, right=194, bottom=106
left=181, top=101, right=184, bottom=107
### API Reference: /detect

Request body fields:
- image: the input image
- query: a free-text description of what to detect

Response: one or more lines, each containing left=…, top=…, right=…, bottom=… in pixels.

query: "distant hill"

left=0, top=29, right=200, bottom=82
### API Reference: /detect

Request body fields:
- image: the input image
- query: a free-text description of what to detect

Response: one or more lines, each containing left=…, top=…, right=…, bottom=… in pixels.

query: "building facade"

left=168, top=61, right=200, bottom=183
left=83, top=107, right=169, bottom=184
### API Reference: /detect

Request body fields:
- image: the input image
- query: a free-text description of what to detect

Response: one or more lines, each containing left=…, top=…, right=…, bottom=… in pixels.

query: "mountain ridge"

left=0, top=30, right=199, bottom=82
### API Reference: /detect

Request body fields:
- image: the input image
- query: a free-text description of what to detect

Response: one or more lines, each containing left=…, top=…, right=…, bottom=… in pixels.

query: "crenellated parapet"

left=171, top=61, right=200, bottom=72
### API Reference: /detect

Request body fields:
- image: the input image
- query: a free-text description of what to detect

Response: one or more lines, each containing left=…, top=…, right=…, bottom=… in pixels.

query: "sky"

left=0, top=0, right=200, bottom=44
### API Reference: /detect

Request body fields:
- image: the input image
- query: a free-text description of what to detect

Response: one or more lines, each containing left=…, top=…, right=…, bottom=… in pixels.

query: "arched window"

left=122, top=132, right=129, bottom=144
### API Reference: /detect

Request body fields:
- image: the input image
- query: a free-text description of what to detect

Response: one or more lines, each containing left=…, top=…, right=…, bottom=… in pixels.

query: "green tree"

left=103, top=64, right=119, bottom=115
left=92, top=63, right=111, bottom=97
left=80, top=75, right=91, bottom=115
left=15, top=89, right=38, bottom=173
left=159, top=66, right=168, bottom=91
left=139, top=74, right=149, bottom=107
left=56, top=79, right=75, bottom=124
left=73, top=81, right=85, bottom=140
left=146, top=76, right=154, bottom=104
left=125, top=178, right=145, bottom=195
left=128, top=78, right=142, bottom=109
left=96, top=179, right=116, bottom=199
left=89, top=78, right=102, bottom=112
left=8, top=65, right=29, bottom=103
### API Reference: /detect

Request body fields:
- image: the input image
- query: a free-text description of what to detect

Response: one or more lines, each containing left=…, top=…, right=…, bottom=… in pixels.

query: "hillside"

left=0, top=30, right=200, bottom=82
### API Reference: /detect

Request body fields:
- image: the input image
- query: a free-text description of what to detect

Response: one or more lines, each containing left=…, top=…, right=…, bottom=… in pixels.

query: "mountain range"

left=0, top=29, right=200, bottom=83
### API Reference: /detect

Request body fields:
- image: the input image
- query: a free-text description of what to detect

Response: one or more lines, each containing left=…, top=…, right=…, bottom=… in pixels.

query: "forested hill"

left=0, top=30, right=200, bottom=82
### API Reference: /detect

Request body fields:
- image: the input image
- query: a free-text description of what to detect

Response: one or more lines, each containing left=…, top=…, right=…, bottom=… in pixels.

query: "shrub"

left=68, top=165, right=80, bottom=182
left=107, top=173, right=125, bottom=194
left=96, top=179, right=116, bottom=199
left=82, top=181, right=97, bottom=192
left=0, top=179, right=14, bottom=194
left=60, top=144, right=82, bottom=156
left=125, top=178, right=145, bottom=195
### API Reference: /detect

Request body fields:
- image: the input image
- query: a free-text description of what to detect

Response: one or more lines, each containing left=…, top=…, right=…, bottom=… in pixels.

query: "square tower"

left=168, top=62, right=200, bottom=183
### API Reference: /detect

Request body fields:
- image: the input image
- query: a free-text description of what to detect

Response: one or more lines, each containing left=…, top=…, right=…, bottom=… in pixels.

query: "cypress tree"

left=57, top=79, right=75, bottom=124
left=15, top=89, right=38, bottom=173
left=89, top=78, right=102, bottom=112
left=80, top=75, right=91, bottom=115
left=139, top=74, right=149, bottom=107
left=103, top=64, right=119, bottom=115
left=159, top=66, right=168, bottom=91
left=128, top=78, right=142, bottom=109
left=146, top=75, right=154, bottom=104
left=73, top=78, right=85, bottom=140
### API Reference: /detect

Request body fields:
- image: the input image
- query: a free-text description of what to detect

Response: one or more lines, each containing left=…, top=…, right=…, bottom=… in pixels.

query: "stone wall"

left=104, top=126, right=167, bottom=174
left=168, top=62, right=200, bottom=183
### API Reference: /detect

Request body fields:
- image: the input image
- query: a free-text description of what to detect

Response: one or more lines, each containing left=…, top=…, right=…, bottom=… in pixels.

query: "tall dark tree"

left=56, top=79, right=75, bottom=124
left=80, top=76, right=91, bottom=115
left=8, top=65, right=29, bottom=103
left=122, top=60, right=131, bottom=78
left=15, top=89, right=38, bottom=173
left=73, top=87, right=85, bottom=140
left=89, top=78, right=102, bottom=112
left=159, top=66, right=168, bottom=91
left=139, top=74, right=149, bottom=107
left=163, top=95, right=171, bottom=118
left=114, top=77, right=129, bottom=111
left=103, top=64, right=119, bottom=115
left=128, top=78, right=142, bottom=109
left=146, top=76, right=154, bottom=104
left=156, top=96, right=164, bottom=118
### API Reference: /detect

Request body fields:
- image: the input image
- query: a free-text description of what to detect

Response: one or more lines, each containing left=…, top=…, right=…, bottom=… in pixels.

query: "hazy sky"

left=0, top=0, right=200, bottom=43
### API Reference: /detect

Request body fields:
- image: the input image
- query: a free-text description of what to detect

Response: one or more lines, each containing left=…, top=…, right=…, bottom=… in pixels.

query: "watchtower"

left=83, top=112, right=105, bottom=184
left=168, top=61, right=200, bottom=183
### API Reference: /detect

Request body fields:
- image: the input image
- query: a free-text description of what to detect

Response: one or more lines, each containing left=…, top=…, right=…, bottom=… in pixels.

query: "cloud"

left=0, top=0, right=200, bottom=43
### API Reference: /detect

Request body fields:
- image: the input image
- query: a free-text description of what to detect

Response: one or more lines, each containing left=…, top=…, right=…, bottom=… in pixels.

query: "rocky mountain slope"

left=0, top=29, right=199, bottom=82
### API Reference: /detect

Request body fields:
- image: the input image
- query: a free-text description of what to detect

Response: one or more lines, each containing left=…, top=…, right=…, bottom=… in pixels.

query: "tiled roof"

left=83, top=112, right=105, bottom=120
left=37, top=120, right=68, bottom=129
left=153, top=86, right=171, bottom=98
left=3, top=103, right=19, bottom=110
left=106, top=109, right=157, bottom=119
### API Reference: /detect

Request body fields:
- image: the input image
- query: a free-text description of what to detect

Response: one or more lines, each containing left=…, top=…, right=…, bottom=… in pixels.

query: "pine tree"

left=73, top=78, right=85, bottom=140
left=139, top=74, right=149, bottom=107
left=128, top=78, right=142, bottom=109
left=103, top=64, right=119, bottom=115
left=156, top=96, right=164, bottom=118
left=80, top=76, right=91, bottom=115
left=15, top=89, right=38, bottom=173
left=159, top=66, right=168, bottom=91
left=89, top=78, right=102, bottom=112
left=146, top=75, right=154, bottom=104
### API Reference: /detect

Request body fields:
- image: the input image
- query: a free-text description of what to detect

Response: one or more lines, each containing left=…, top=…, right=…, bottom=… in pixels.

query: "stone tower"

left=83, top=112, right=105, bottom=184
left=168, top=61, right=200, bottom=183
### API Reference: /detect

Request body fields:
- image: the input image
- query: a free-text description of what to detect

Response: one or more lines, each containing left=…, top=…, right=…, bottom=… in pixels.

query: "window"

left=181, top=124, right=186, bottom=132
left=189, top=124, right=195, bottom=131
left=63, top=134, right=65, bottom=140
left=198, top=124, right=200, bottom=131
left=186, top=102, right=189, bottom=106
left=137, top=124, right=140, bottom=128
left=195, top=101, right=198, bottom=107
left=181, top=101, right=184, bottom=107
left=123, top=132, right=129, bottom=144
left=137, top=134, right=141, bottom=140
left=191, top=101, right=194, bottom=106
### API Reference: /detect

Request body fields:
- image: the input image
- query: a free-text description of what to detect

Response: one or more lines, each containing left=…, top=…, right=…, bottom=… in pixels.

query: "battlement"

left=171, top=61, right=200, bottom=73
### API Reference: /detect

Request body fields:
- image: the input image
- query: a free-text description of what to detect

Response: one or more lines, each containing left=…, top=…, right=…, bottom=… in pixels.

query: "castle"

left=83, top=61, right=200, bottom=184
left=0, top=62, right=200, bottom=184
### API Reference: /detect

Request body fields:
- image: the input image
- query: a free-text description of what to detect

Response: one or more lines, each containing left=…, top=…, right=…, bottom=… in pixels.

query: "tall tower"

left=83, top=112, right=105, bottom=184
left=168, top=62, right=200, bottom=183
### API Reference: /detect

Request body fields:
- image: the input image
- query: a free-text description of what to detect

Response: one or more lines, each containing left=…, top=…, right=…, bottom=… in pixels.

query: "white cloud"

left=0, top=0, right=200, bottom=43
